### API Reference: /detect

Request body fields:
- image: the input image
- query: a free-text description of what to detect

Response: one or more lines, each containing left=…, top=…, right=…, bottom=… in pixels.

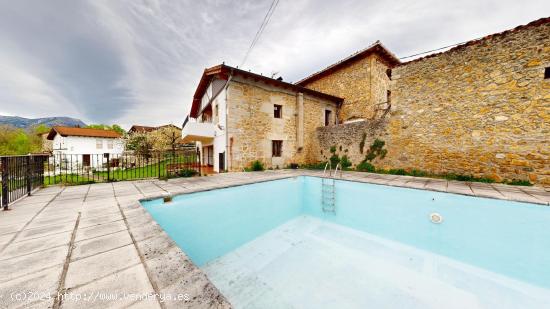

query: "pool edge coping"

left=129, top=170, right=547, bottom=307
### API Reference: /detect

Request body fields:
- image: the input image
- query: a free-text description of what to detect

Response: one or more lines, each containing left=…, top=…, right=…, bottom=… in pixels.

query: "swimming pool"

left=142, top=176, right=550, bottom=308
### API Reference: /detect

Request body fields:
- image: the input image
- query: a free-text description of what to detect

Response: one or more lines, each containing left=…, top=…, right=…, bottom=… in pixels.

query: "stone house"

left=182, top=65, right=342, bottom=172
left=183, top=17, right=549, bottom=184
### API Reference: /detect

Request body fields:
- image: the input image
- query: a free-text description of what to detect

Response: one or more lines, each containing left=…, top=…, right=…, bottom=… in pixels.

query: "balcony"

left=182, top=121, right=216, bottom=143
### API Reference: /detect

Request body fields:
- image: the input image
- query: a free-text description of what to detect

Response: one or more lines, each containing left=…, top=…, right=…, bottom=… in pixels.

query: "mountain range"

left=0, top=115, right=86, bottom=129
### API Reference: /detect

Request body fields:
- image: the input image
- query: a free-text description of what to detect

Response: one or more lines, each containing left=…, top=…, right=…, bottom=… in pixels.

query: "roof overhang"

left=46, top=127, right=121, bottom=140
left=189, top=64, right=344, bottom=118
left=296, top=41, right=401, bottom=86
left=46, top=128, right=58, bottom=140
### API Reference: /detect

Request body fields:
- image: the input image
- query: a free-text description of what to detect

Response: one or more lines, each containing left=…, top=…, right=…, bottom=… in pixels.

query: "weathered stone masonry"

left=226, top=77, right=337, bottom=171
left=302, top=19, right=550, bottom=185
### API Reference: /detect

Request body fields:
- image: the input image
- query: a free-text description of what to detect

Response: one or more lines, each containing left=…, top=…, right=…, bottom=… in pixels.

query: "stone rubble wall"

left=315, top=120, right=389, bottom=166
left=310, top=22, right=550, bottom=185
left=226, top=78, right=337, bottom=171
left=302, top=55, right=392, bottom=122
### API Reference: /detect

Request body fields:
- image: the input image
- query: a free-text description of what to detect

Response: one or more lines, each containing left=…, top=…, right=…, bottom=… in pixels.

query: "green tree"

left=0, top=125, right=44, bottom=155
left=85, top=124, right=125, bottom=135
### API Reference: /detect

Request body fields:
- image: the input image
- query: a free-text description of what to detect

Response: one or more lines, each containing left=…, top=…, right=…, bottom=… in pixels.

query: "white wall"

left=51, top=135, right=125, bottom=169
left=195, top=79, right=227, bottom=173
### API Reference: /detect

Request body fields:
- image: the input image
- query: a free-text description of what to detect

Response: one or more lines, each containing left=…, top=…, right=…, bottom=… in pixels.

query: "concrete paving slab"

left=78, top=212, right=123, bottom=228
left=126, top=299, right=162, bottom=309
left=80, top=205, right=120, bottom=219
left=75, top=220, right=127, bottom=242
left=3, top=231, right=71, bottom=259
left=469, top=185, right=505, bottom=199
left=18, top=221, right=76, bottom=240
left=0, top=222, right=26, bottom=234
left=28, top=213, right=78, bottom=228
left=60, top=264, right=158, bottom=309
left=0, top=245, right=68, bottom=282
left=0, top=233, right=15, bottom=246
left=0, top=265, right=61, bottom=309
left=160, top=269, right=230, bottom=309
left=136, top=234, right=177, bottom=262
left=64, top=245, right=140, bottom=289
left=0, top=213, right=42, bottom=228
left=144, top=246, right=196, bottom=290
left=447, top=181, right=474, bottom=195
left=424, top=180, right=448, bottom=192
left=128, top=221, right=165, bottom=242
left=72, top=230, right=132, bottom=261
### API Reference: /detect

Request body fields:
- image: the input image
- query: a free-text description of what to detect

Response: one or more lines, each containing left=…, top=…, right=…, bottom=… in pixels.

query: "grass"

left=43, top=174, right=95, bottom=186
left=93, top=156, right=197, bottom=181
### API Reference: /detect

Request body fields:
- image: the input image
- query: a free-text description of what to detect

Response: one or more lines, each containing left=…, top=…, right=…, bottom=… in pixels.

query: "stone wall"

left=308, top=21, right=550, bottom=185
left=301, top=55, right=392, bottom=122
left=226, top=78, right=337, bottom=171
left=315, top=120, right=389, bottom=165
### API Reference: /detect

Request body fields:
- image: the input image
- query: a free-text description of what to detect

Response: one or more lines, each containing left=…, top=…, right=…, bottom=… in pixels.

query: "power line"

left=399, top=35, right=487, bottom=60
left=240, top=0, right=280, bottom=67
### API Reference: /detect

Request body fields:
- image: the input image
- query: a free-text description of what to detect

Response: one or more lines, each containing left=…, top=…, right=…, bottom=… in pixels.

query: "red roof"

left=296, top=41, right=400, bottom=86
left=47, top=126, right=122, bottom=140
left=189, top=64, right=344, bottom=118
left=128, top=124, right=180, bottom=134
left=128, top=125, right=156, bottom=133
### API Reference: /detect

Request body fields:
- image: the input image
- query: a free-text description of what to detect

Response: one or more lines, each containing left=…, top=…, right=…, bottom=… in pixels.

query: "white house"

left=46, top=126, right=124, bottom=170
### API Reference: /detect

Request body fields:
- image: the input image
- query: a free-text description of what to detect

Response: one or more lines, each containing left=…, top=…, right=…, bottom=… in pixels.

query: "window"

left=274, top=104, right=282, bottom=118
left=107, top=140, right=114, bottom=149
left=387, top=90, right=392, bottom=103
left=324, top=110, right=332, bottom=126
left=96, top=139, right=103, bottom=149
left=386, top=68, right=392, bottom=80
left=545, top=67, right=550, bottom=79
left=272, top=140, right=282, bottom=157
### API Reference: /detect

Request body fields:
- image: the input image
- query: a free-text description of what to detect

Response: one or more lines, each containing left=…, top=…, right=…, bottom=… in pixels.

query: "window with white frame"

left=96, top=139, right=103, bottom=149
left=107, top=139, right=114, bottom=149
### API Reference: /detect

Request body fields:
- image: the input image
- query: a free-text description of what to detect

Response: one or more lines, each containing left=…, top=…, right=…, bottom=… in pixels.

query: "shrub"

left=356, top=161, right=375, bottom=172
left=301, top=162, right=327, bottom=170
left=340, top=155, right=352, bottom=170
left=387, top=168, right=406, bottom=175
left=329, top=154, right=340, bottom=167
left=364, top=138, right=387, bottom=162
left=409, top=169, right=428, bottom=177
left=504, top=179, right=532, bottom=186
left=443, top=173, right=495, bottom=183
left=329, top=146, right=337, bottom=154
left=178, top=168, right=198, bottom=177
left=250, top=160, right=265, bottom=171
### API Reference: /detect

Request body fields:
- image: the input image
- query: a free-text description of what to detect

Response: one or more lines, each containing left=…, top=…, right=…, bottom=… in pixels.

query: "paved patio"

left=0, top=170, right=548, bottom=308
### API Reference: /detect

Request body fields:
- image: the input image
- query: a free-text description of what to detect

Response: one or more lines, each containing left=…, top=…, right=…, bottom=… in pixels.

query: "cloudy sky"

left=0, top=0, right=548, bottom=128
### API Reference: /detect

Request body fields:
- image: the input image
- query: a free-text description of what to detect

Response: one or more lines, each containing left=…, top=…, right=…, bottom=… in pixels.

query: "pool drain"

left=430, top=213, right=443, bottom=224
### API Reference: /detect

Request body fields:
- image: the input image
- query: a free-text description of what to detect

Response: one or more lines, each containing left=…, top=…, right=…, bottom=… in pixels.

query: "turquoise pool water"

left=142, top=176, right=550, bottom=306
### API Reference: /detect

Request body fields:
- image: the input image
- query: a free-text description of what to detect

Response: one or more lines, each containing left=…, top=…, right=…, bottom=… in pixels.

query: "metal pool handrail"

left=334, top=162, right=342, bottom=178
left=323, top=162, right=331, bottom=177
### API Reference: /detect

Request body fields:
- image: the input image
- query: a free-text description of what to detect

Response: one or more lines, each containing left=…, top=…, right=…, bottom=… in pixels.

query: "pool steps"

left=322, top=162, right=341, bottom=213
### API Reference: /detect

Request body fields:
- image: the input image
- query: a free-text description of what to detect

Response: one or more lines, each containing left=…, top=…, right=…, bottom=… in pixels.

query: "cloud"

left=0, top=0, right=548, bottom=128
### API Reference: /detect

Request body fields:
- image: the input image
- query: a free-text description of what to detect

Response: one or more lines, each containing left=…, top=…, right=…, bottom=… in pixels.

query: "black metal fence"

left=1, top=150, right=201, bottom=209
left=1, top=154, right=49, bottom=209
